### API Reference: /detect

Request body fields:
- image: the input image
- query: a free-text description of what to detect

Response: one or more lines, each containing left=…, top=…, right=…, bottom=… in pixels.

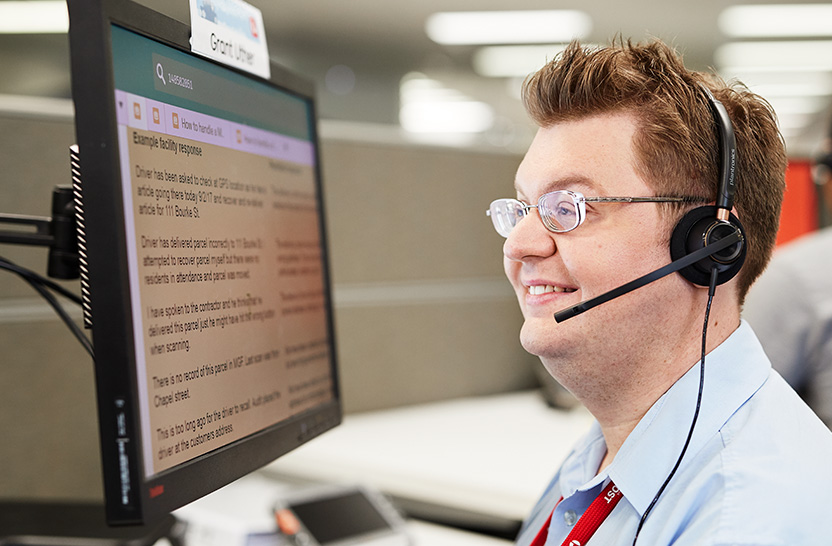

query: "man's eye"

left=554, top=204, right=576, bottom=218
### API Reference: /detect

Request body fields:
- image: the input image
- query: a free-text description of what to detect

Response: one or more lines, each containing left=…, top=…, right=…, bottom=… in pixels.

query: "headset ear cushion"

left=670, top=205, right=746, bottom=287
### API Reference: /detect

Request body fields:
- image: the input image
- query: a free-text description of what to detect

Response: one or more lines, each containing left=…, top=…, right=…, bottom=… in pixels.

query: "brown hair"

left=522, top=39, right=787, bottom=303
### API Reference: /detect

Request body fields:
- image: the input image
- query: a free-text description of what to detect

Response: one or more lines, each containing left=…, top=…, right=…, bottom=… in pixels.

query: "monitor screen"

left=67, top=0, right=340, bottom=525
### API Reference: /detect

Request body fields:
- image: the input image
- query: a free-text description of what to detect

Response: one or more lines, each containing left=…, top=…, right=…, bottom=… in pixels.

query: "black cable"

left=0, top=256, right=93, bottom=358
left=0, top=256, right=83, bottom=305
left=632, top=265, right=719, bottom=545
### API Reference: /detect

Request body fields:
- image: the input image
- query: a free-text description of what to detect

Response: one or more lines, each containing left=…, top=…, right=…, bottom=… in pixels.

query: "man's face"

left=504, top=112, right=697, bottom=378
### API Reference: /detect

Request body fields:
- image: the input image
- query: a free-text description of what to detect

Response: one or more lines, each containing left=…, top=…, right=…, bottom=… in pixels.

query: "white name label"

left=189, top=0, right=270, bottom=80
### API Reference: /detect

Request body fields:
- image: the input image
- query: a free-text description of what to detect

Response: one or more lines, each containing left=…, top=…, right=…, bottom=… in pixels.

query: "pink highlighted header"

left=115, top=89, right=314, bottom=166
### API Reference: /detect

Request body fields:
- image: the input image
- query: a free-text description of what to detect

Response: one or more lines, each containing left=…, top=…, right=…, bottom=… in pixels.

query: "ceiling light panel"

left=726, top=70, right=832, bottom=98
left=716, top=41, right=832, bottom=71
left=719, top=4, right=832, bottom=38
left=425, top=10, right=591, bottom=45
left=766, top=96, right=830, bottom=115
left=0, top=1, right=68, bottom=34
left=473, top=45, right=568, bottom=78
left=399, top=74, right=494, bottom=134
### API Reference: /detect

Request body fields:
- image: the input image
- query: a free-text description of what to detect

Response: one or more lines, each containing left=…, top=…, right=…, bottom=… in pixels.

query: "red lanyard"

left=529, top=480, right=623, bottom=546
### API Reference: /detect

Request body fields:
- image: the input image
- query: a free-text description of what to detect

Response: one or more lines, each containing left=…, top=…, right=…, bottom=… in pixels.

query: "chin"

left=519, top=316, right=565, bottom=359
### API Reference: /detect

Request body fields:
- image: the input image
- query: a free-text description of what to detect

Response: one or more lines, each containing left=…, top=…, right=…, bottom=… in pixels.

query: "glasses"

left=487, top=190, right=706, bottom=237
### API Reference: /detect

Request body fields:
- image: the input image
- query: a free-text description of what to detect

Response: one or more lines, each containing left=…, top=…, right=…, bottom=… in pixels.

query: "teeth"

left=528, top=285, right=575, bottom=295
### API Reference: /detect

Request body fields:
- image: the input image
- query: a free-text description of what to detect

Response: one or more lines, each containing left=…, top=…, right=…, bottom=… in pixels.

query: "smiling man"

left=489, top=40, right=832, bottom=545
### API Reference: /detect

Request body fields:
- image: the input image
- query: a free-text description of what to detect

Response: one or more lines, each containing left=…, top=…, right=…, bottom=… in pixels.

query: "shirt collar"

left=557, top=421, right=607, bottom=498
left=562, top=320, right=771, bottom=515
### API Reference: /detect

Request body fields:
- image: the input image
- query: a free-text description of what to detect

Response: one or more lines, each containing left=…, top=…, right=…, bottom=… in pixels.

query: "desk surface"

left=407, top=520, right=512, bottom=545
left=264, top=391, right=593, bottom=524
left=175, top=473, right=513, bottom=546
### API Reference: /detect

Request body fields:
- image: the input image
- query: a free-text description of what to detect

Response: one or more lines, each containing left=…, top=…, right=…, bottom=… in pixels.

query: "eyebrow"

left=515, top=175, right=598, bottom=200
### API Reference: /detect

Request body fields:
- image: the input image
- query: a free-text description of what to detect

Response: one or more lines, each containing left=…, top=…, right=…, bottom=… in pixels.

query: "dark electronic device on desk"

left=275, top=485, right=412, bottom=546
left=1, top=0, right=340, bottom=541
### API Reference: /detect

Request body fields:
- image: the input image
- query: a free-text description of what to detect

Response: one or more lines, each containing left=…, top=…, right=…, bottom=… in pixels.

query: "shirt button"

left=564, top=510, right=578, bottom=526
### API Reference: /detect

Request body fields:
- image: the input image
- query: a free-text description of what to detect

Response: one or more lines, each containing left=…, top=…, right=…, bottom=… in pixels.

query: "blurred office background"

left=1, top=0, right=830, bottom=502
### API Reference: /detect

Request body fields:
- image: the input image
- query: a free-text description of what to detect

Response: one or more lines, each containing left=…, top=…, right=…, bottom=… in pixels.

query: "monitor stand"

left=0, top=501, right=185, bottom=546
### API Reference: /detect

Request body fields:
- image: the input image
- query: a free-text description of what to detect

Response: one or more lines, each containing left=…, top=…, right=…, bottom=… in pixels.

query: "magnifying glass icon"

left=156, top=62, right=165, bottom=85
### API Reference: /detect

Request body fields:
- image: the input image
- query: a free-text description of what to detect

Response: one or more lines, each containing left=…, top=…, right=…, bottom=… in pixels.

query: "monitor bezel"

left=67, top=0, right=341, bottom=525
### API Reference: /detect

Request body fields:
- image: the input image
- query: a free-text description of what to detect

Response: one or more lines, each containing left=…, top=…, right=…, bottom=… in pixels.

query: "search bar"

left=152, top=53, right=197, bottom=97
left=150, top=52, right=309, bottom=140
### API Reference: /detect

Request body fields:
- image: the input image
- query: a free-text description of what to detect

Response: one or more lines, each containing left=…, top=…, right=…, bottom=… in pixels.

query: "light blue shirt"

left=516, top=321, right=832, bottom=546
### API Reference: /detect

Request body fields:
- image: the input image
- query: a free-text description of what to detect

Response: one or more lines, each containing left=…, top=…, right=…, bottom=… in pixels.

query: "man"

left=488, top=40, right=832, bottom=545
left=743, top=136, right=832, bottom=428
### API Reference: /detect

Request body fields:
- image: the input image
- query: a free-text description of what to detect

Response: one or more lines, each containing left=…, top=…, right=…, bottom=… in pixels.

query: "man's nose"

left=502, top=208, right=557, bottom=261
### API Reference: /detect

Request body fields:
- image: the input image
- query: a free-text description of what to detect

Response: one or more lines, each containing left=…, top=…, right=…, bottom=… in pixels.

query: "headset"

left=669, top=86, right=746, bottom=287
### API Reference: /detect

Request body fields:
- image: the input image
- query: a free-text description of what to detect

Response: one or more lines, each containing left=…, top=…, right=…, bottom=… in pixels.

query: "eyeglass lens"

left=488, top=191, right=582, bottom=237
left=488, top=199, right=524, bottom=237
left=539, top=192, right=580, bottom=232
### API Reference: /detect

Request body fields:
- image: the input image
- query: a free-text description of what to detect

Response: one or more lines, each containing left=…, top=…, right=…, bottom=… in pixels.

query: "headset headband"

left=700, top=85, right=737, bottom=220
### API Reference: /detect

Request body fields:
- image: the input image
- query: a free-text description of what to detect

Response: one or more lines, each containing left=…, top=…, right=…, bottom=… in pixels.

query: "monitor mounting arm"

left=0, top=146, right=84, bottom=281
left=0, top=185, right=80, bottom=280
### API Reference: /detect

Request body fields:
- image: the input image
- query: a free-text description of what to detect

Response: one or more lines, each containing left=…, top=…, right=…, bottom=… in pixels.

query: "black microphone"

left=554, top=230, right=742, bottom=323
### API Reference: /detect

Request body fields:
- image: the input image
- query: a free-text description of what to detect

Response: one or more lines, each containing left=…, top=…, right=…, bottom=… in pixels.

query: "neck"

left=563, top=306, right=741, bottom=474
left=589, top=380, right=671, bottom=473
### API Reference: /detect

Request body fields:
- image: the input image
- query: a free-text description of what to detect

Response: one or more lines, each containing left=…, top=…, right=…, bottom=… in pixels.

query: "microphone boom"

left=554, top=230, right=742, bottom=323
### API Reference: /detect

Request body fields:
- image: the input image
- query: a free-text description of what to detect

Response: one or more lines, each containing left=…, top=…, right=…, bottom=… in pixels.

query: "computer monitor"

left=66, top=0, right=340, bottom=525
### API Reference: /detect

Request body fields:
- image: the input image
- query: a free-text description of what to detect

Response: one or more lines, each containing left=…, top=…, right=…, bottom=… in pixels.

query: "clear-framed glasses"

left=487, top=190, right=706, bottom=237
